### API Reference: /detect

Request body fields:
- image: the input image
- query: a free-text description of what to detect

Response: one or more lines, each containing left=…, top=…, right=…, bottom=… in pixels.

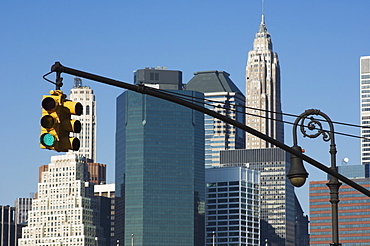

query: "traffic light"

left=40, top=90, right=83, bottom=152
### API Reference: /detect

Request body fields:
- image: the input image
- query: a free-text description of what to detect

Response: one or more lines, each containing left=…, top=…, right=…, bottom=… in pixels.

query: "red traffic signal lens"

left=42, top=97, right=56, bottom=111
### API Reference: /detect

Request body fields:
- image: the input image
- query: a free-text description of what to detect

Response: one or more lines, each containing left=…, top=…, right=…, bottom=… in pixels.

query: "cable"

left=153, top=88, right=367, bottom=140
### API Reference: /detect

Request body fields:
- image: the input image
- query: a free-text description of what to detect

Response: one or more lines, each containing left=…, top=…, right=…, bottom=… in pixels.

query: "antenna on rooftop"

left=261, top=0, right=265, bottom=23
left=74, top=77, right=82, bottom=88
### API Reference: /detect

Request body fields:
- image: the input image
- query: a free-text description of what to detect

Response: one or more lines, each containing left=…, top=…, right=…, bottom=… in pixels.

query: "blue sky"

left=1, top=1, right=369, bottom=215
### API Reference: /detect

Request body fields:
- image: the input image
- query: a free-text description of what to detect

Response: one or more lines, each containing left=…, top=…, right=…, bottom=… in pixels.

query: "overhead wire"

left=152, top=87, right=367, bottom=140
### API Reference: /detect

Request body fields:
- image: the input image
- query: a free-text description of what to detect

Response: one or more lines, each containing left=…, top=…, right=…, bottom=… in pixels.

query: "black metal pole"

left=50, top=62, right=370, bottom=201
left=293, top=109, right=341, bottom=246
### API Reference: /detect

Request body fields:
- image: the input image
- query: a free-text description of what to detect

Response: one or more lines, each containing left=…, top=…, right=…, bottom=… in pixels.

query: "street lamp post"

left=131, top=234, right=134, bottom=246
left=288, top=109, right=342, bottom=246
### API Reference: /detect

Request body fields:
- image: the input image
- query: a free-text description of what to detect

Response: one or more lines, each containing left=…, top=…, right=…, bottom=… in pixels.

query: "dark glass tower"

left=115, top=71, right=205, bottom=246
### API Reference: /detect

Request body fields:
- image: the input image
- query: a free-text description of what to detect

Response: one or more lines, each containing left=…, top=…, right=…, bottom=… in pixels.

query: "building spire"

left=261, top=0, right=265, bottom=24
left=258, top=0, right=267, bottom=33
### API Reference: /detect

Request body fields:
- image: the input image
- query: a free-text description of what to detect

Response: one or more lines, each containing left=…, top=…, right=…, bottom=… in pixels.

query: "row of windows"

left=207, top=198, right=253, bottom=204
left=206, top=226, right=258, bottom=232
left=311, top=223, right=370, bottom=229
left=208, top=187, right=256, bottom=193
left=207, top=215, right=258, bottom=221
left=311, top=211, right=370, bottom=217
left=310, top=205, right=370, bottom=211
left=207, top=181, right=257, bottom=188
left=311, top=235, right=370, bottom=241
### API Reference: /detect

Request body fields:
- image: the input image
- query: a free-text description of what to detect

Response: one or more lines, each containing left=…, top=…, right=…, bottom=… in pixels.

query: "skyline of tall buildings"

left=4, top=6, right=369, bottom=246
left=245, top=14, right=284, bottom=149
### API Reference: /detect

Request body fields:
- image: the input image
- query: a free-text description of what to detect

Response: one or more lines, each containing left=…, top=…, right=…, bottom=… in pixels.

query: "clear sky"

left=1, top=1, right=369, bottom=216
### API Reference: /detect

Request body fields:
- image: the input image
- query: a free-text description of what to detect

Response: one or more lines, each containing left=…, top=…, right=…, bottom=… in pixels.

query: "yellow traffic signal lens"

left=40, top=133, right=55, bottom=147
left=70, top=138, right=80, bottom=151
left=42, top=97, right=56, bottom=111
left=72, top=120, right=81, bottom=133
left=40, top=115, right=55, bottom=129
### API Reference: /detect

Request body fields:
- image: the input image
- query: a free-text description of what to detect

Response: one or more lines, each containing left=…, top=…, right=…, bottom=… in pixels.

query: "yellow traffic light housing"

left=40, top=90, right=83, bottom=152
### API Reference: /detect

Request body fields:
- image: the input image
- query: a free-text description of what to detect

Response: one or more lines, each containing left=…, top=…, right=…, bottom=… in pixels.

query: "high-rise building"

left=310, top=178, right=370, bottom=245
left=18, top=154, right=106, bottom=246
left=87, top=161, right=107, bottom=185
left=14, top=198, right=32, bottom=225
left=186, top=70, right=246, bottom=168
left=205, top=167, right=260, bottom=246
left=69, top=77, right=97, bottom=162
left=310, top=163, right=370, bottom=245
left=1, top=205, right=16, bottom=246
left=133, top=67, right=182, bottom=90
left=94, top=184, right=115, bottom=246
left=220, top=148, right=296, bottom=246
left=360, top=56, right=370, bottom=165
left=115, top=68, right=205, bottom=246
left=245, top=14, right=283, bottom=149
left=294, top=194, right=310, bottom=246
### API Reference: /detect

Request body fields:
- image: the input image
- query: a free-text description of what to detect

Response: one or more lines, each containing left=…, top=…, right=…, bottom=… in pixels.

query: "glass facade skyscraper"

left=115, top=83, right=205, bottom=245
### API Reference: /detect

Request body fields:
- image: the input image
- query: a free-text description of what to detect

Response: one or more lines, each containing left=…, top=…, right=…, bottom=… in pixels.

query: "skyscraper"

left=245, top=14, right=283, bottom=149
left=19, top=154, right=105, bottom=246
left=205, top=167, right=260, bottom=246
left=186, top=70, right=246, bottom=168
left=220, top=148, right=296, bottom=246
left=310, top=178, right=370, bottom=245
left=115, top=68, right=205, bottom=246
left=14, top=198, right=33, bottom=225
left=69, top=77, right=97, bottom=162
left=360, top=56, right=370, bottom=165
left=1, top=205, right=16, bottom=246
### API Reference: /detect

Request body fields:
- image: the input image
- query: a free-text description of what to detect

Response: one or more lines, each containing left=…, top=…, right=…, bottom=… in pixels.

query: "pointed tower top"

left=258, top=0, right=268, bottom=33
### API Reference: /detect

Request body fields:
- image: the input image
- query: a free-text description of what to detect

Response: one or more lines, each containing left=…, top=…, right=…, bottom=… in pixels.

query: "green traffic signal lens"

left=40, top=133, right=55, bottom=147
left=40, top=115, right=55, bottom=129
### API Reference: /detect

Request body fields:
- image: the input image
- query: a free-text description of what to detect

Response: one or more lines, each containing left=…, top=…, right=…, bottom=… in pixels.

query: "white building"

left=69, top=77, right=97, bottom=162
left=361, top=56, right=370, bottom=165
left=18, top=154, right=105, bottom=246
left=245, top=14, right=284, bottom=149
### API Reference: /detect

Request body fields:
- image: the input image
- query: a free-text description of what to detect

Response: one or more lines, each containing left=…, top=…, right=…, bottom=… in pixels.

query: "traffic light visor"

left=63, top=101, right=83, bottom=116
left=40, top=133, right=55, bottom=147
left=42, top=97, right=56, bottom=111
left=40, top=115, right=55, bottom=129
